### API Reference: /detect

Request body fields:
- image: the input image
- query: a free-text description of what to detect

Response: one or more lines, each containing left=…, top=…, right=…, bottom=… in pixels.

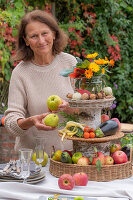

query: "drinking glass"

left=35, top=136, right=45, bottom=167
left=19, top=148, right=33, bottom=183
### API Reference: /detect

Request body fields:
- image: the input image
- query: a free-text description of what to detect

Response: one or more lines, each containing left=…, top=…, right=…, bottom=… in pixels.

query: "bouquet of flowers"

left=60, top=52, right=114, bottom=93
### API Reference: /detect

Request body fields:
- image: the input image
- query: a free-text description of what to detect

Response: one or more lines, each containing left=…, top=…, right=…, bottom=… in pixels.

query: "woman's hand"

left=48, top=99, right=69, bottom=113
left=31, top=113, right=56, bottom=131
left=58, top=99, right=69, bottom=110
left=17, top=113, right=56, bottom=131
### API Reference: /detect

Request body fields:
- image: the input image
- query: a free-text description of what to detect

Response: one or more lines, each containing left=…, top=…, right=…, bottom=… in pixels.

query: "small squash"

left=61, top=152, right=72, bottom=163
left=103, top=87, right=113, bottom=96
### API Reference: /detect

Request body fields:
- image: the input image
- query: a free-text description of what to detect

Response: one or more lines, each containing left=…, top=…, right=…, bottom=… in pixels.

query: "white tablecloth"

left=0, top=161, right=133, bottom=200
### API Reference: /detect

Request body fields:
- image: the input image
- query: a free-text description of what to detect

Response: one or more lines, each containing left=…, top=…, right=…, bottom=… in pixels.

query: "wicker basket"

left=49, top=147, right=132, bottom=182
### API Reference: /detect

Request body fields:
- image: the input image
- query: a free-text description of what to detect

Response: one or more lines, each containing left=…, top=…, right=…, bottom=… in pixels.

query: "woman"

left=5, top=10, right=77, bottom=155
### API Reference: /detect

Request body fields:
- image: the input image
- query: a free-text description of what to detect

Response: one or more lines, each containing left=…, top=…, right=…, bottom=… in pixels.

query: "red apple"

left=92, top=152, right=105, bottom=165
left=111, top=118, right=121, bottom=130
left=63, top=150, right=72, bottom=157
left=101, top=114, right=110, bottom=123
left=112, top=150, right=128, bottom=164
left=58, top=174, right=75, bottom=190
left=110, top=143, right=121, bottom=154
left=77, top=157, right=89, bottom=165
left=73, top=172, right=88, bottom=186
left=104, top=155, right=114, bottom=165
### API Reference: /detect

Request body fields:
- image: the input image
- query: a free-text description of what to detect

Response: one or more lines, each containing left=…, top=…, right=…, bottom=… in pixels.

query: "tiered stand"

left=49, top=97, right=132, bottom=181
left=64, top=97, right=124, bottom=157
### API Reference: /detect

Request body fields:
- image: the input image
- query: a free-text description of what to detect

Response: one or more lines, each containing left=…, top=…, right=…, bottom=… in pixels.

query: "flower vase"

left=74, top=76, right=102, bottom=94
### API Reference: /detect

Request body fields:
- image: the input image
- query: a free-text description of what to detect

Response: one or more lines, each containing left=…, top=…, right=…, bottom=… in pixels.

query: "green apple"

left=74, top=196, right=84, bottom=200
left=72, top=152, right=83, bottom=164
left=32, top=152, right=48, bottom=167
left=47, top=95, right=62, bottom=111
left=42, top=113, right=59, bottom=127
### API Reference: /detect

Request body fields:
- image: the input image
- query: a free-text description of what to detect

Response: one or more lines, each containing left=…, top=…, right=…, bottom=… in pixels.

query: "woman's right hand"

left=31, top=113, right=56, bottom=130
left=17, top=113, right=56, bottom=131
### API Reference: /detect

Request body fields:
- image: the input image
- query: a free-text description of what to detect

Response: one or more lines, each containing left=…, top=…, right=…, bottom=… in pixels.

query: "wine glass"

left=19, top=148, right=33, bottom=183
left=35, top=136, right=45, bottom=168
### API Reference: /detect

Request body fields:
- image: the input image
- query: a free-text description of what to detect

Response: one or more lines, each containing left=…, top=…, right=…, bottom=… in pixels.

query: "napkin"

left=0, top=160, right=39, bottom=179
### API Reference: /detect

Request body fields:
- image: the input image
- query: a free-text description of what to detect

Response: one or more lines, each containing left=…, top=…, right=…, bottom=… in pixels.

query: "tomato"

left=84, top=126, right=90, bottom=132
left=84, top=132, right=90, bottom=139
left=89, top=128, right=95, bottom=133
left=89, top=132, right=95, bottom=138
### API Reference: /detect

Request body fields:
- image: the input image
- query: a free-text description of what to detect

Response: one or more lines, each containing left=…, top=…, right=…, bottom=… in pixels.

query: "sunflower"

left=85, top=69, right=93, bottom=79
left=89, top=63, right=100, bottom=72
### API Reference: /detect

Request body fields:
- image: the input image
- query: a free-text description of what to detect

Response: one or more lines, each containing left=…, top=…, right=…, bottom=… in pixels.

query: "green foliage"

left=55, top=0, right=133, bottom=123
left=0, top=0, right=133, bottom=123
left=57, top=111, right=79, bottom=128
left=120, top=134, right=133, bottom=148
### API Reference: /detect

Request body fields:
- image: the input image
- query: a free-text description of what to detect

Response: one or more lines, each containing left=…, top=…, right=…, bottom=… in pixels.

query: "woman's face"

left=24, top=21, right=55, bottom=57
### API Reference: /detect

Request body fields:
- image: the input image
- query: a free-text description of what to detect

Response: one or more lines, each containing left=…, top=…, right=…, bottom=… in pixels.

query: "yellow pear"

left=32, top=152, right=48, bottom=167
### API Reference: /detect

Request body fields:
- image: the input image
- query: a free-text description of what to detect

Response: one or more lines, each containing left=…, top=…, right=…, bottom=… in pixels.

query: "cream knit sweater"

left=5, top=52, right=77, bottom=155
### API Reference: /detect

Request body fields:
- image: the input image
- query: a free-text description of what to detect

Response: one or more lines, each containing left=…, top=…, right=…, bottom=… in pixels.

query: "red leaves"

left=107, top=35, right=121, bottom=61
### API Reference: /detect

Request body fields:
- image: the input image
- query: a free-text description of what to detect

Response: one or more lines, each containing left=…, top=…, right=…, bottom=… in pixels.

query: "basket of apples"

left=49, top=144, right=132, bottom=182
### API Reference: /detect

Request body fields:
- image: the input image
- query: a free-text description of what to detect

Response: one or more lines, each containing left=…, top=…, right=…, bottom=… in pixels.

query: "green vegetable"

left=75, top=127, right=84, bottom=138
left=95, top=127, right=104, bottom=138
left=61, top=152, right=72, bottom=163
left=68, top=126, right=84, bottom=138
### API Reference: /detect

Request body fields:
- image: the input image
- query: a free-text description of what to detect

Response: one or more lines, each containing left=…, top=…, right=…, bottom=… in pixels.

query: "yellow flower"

left=85, top=69, right=93, bottom=79
left=94, top=58, right=109, bottom=65
left=105, top=57, right=109, bottom=61
left=89, top=62, right=100, bottom=72
left=86, top=52, right=98, bottom=59
left=102, top=68, right=105, bottom=74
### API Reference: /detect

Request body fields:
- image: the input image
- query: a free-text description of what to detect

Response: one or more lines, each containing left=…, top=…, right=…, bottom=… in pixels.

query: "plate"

left=0, top=170, right=45, bottom=184
left=46, top=196, right=97, bottom=200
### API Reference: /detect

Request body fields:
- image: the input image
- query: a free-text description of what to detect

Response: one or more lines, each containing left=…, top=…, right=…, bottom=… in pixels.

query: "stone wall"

left=0, top=127, right=18, bottom=163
